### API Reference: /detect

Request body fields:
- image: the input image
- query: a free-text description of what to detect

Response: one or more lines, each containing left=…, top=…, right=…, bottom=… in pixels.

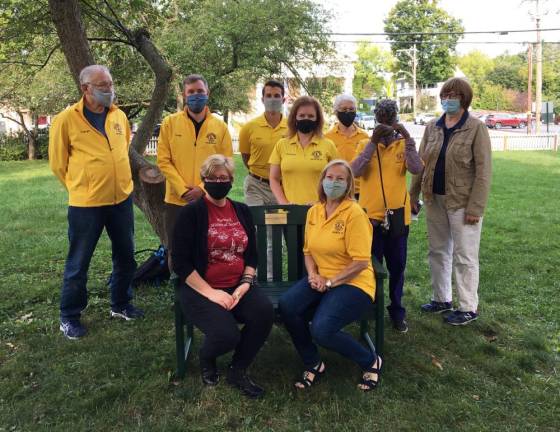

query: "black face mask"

left=337, top=111, right=356, bottom=127
left=295, top=119, right=317, bottom=134
left=204, top=181, right=232, bottom=200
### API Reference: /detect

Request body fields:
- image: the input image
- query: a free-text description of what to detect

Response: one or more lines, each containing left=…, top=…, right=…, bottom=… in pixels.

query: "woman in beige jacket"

left=409, top=77, right=492, bottom=326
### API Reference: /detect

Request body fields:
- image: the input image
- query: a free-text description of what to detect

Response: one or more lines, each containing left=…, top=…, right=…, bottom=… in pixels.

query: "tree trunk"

left=48, top=0, right=171, bottom=243
left=48, top=0, right=95, bottom=93
left=15, top=109, right=38, bottom=160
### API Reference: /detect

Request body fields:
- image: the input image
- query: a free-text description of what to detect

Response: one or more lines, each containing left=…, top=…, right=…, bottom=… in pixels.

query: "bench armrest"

left=372, top=257, right=387, bottom=280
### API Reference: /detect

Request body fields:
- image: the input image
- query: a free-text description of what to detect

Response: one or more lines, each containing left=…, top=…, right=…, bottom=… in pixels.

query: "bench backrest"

left=248, top=205, right=310, bottom=283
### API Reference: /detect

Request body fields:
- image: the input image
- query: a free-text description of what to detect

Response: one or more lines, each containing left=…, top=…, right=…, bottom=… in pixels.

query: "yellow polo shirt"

left=239, top=114, right=288, bottom=179
left=157, top=108, right=233, bottom=205
left=304, top=199, right=375, bottom=299
left=355, top=137, right=411, bottom=224
left=49, top=97, right=133, bottom=207
left=268, top=135, right=338, bottom=204
left=325, top=123, right=369, bottom=193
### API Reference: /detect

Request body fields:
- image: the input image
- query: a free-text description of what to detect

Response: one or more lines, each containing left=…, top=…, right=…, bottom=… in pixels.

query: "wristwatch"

left=325, top=279, right=332, bottom=290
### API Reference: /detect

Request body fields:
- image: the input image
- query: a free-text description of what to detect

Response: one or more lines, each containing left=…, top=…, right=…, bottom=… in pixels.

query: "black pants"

left=179, top=285, right=274, bottom=370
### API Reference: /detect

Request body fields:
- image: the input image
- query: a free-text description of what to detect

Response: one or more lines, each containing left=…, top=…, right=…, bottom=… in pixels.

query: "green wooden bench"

left=173, top=204, right=387, bottom=379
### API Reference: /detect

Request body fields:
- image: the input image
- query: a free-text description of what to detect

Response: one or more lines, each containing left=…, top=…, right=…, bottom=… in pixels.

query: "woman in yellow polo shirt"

left=325, top=94, right=368, bottom=199
left=279, top=160, right=382, bottom=392
left=351, top=99, right=423, bottom=334
left=269, top=96, right=338, bottom=204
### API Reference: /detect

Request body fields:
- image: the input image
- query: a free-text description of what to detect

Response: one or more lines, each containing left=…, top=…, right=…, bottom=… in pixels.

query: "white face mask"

left=263, top=97, right=283, bottom=113
left=92, top=88, right=115, bottom=108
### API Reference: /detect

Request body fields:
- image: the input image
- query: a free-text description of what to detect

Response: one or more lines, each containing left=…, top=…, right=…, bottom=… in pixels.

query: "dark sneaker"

left=60, top=319, right=87, bottom=340
left=420, top=300, right=454, bottom=314
left=110, top=304, right=145, bottom=321
left=445, top=310, right=478, bottom=326
left=226, top=366, right=264, bottom=399
left=201, top=367, right=219, bottom=386
left=200, top=358, right=219, bottom=386
left=393, top=319, right=409, bottom=333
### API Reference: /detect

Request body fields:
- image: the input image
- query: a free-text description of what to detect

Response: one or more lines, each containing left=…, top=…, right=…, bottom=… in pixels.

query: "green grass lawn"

left=0, top=153, right=559, bottom=431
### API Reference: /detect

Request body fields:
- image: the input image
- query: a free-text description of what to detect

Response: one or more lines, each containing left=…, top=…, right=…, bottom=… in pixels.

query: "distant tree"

left=352, top=42, right=395, bottom=104
left=384, top=0, right=464, bottom=86
left=487, top=52, right=527, bottom=93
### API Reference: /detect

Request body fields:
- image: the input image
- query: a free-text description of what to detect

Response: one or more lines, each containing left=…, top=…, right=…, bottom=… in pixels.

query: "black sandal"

left=358, top=355, right=383, bottom=391
left=294, top=361, right=326, bottom=389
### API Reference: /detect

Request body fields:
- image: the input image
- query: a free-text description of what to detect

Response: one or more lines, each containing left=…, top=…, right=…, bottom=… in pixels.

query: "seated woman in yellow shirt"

left=269, top=96, right=338, bottom=205
left=279, top=160, right=382, bottom=392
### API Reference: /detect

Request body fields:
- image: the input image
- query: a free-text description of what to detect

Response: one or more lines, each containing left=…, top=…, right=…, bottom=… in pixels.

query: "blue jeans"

left=60, top=196, right=136, bottom=320
left=279, top=278, right=376, bottom=370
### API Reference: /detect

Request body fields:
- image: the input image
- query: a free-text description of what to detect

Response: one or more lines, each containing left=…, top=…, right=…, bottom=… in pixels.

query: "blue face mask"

left=441, top=99, right=461, bottom=114
left=185, top=94, right=208, bottom=114
left=322, top=178, right=347, bottom=200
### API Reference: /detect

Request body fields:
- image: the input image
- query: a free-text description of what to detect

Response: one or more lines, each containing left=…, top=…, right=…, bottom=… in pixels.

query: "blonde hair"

left=317, top=159, right=355, bottom=203
left=200, top=154, right=235, bottom=179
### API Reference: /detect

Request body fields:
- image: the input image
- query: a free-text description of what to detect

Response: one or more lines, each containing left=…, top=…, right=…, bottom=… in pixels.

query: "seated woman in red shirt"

left=171, top=154, right=273, bottom=399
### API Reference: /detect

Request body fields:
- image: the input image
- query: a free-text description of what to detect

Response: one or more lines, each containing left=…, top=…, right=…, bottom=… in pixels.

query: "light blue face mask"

left=441, top=99, right=461, bottom=114
left=322, top=178, right=347, bottom=200
left=92, top=88, right=114, bottom=108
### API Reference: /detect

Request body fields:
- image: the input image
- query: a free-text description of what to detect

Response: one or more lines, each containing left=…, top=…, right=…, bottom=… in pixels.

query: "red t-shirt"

left=205, top=198, right=248, bottom=288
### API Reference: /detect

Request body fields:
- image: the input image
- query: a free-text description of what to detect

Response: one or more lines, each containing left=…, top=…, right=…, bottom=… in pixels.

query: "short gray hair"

left=333, top=94, right=357, bottom=112
left=200, top=154, right=234, bottom=179
left=79, top=65, right=111, bottom=85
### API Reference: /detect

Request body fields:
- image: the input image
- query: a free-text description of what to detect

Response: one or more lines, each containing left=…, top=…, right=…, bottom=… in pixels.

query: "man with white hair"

left=325, top=94, right=369, bottom=198
left=49, top=64, right=143, bottom=340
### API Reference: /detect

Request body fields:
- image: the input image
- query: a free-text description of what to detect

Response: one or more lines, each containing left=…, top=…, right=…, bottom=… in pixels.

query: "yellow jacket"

left=157, top=108, right=233, bottom=205
left=48, top=97, right=133, bottom=207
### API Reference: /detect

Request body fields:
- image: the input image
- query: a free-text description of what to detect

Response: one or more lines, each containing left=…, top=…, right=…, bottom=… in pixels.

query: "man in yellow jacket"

left=49, top=65, right=143, bottom=340
left=157, top=74, right=233, bottom=262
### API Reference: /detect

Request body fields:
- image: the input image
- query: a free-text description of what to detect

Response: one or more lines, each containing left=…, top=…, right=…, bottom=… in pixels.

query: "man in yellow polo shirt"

left=351, top=99, right=423, bottom=334
left=239, top=79, right=288, bottom=206
left=157, top=74, right=233, bottom=263
left=49, top=65, right=143, bottom=340
left=325, top=94, right=368, bottom=198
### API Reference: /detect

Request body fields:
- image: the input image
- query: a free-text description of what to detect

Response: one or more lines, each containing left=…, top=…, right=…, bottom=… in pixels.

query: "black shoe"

left=393, top=319, right=409, bottom=333
left=200, top=358, right=219, bottom=386
left=420, top=300, right=453, bottom=314
left=201, top=367, right=219, bottom=386
left=226, top=366, right=264, bottom=399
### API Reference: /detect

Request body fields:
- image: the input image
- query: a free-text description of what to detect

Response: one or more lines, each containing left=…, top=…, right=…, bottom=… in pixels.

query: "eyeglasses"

left=205, top=176, right=231, bottom=183
left=440, top=92, right=461, bottom=100
left=87, top=81, right=114, bottom=90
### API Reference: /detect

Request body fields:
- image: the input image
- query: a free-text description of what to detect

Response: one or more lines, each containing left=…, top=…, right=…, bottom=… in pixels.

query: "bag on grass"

left=131, top=245, right=170, bottom=287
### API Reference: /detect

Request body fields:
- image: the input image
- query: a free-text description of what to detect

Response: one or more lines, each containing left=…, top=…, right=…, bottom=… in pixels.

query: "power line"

left=332, top=40, right=560, bottom=45
left=328, top=28, right=560, bottom=36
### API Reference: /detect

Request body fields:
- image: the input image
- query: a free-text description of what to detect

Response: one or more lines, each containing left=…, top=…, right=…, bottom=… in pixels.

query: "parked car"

left=414, top=113, right=436, bottom=125
left=485, top=113, right=526, bottom=129
left=358, top=115, right=376, bottom=130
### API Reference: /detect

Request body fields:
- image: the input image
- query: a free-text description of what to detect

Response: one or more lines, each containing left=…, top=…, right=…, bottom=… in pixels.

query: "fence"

left=408, top=134, right=558, bottom=152
left=143, top=134, right=558, bottom=156
left=144, top=136, right=240, bottom=156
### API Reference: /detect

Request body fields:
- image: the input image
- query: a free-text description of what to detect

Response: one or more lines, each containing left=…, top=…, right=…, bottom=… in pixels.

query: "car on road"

left=485, top=113, right=526, bottom=129
left=358, top=115, right=376, bottom=130
left=414, top=113, right=436, bottom=125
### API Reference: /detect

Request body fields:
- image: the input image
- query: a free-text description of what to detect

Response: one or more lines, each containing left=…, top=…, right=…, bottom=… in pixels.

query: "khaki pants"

left=243, top=174, right=277, bottom=280
left=425, top=194, right=483, bottom=312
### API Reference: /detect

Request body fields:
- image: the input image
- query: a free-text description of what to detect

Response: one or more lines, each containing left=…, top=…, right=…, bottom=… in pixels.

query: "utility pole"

left=397, top=44, right=418, bottom=118
left=527, top=43, right=533, bottom=134
left=534, top=0, right=543, bottom=133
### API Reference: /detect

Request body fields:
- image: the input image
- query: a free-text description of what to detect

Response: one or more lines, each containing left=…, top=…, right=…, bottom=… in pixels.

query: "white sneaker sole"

left=59, top=324, right=83, bottom=340
left=110, top=311, right=135, bottom=321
